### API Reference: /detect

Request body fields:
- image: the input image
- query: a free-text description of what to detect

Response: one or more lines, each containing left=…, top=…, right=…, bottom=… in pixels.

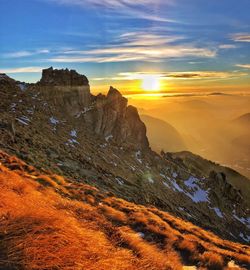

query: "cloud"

left=0, top=67, right=45, bottom=73
left=46, top=0, right=176, bottom=22
left=236, top=64, right=250, bottom=69
left=219, top=44, right=237, bottom=49
left=3, top=49, right=50, bottom=58
left=231, top=33, right=250, bottom=42
left=48, top=32, right=216, bottom=63
left=92, top=71, right=248, bottom=81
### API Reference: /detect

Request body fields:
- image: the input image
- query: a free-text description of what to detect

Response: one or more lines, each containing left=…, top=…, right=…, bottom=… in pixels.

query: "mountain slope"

left=0, top=151, right=249, bottom=270
left=0, top=68, right=249, bottom=245
left=233, top=113, right=250, bottom=127
left=169, top=151, right=250, bottom=203
left=140, top=114, right=186, bottom=153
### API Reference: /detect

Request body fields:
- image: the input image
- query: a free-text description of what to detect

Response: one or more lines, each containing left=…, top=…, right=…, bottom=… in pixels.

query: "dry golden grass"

left=0, top=151, right=249, bottom=270
left=199, top=251, right=224, bottom=269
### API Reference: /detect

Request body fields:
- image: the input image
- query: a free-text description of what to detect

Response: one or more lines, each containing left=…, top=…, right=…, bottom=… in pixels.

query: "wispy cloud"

left=236, top=64, right=250, bottom=69
left=231, top=33, right=250, bottom=42
left=3, top=49, right=50, bottom=58
left=48, top=32, right=216, bottom=63
left=92, top=71, right=248, bottom=81
left=219, top=44, right=237, bottom=49
left=46, top=0, right=176, bottom=22
left=0, top=67, right=45, bottom=73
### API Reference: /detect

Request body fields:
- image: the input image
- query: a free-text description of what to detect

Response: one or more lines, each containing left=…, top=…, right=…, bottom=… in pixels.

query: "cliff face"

left=93, top=87, right=149, bottom=149
left=38, top=67, right=91, bottom=116
left=39, top=67, right=89, bottom=86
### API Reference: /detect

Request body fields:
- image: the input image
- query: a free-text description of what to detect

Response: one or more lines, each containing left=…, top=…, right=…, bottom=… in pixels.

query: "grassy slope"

left=0, top=151, right=249, bottom=270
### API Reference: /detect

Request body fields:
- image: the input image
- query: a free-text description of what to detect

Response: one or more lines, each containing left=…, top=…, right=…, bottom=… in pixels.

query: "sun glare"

left=141, top=75, right=160, bottom=91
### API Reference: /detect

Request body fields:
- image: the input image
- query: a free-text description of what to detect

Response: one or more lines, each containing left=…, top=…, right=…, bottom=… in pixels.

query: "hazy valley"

left=128, top=93, right=250, bottom=178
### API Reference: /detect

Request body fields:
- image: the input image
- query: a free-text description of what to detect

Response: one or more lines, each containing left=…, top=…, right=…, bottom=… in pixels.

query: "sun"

left=141, top=75, right=160, bottom=91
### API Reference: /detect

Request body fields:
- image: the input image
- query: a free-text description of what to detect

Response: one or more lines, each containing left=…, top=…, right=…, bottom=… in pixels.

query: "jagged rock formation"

left=92, top=87, right=149, bottom=149
left=35, top=68, right=148, bottom=148
left=39, top=67, right=89, bottom=86
left=0, top=68, right=249, bottom=244
left=37, top=67, right=91, bottom=116
left=209, top=171, right=243, bottom=203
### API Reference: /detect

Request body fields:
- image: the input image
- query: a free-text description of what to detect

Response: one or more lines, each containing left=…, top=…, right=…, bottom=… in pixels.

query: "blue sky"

left=0, top=0, right=250, bottom=92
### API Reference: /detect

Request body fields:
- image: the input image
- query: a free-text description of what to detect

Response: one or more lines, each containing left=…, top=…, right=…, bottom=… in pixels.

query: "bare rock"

left=39, top=67, right=89, bottom=86
left=92, top=86, right=149, bottom=150
left=38, top=67, right=91, bottom=116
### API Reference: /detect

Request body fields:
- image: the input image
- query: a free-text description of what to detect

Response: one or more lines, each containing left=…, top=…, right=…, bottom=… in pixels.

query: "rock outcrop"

left=36, top=69, right=149, bottom=149
left=39, top=67, right=89, bottom=86
left=38, top=67, right=91, bottom=116
left=92, top=86, right=149, bottom=149
left=209, top=170, right=243, bottom=203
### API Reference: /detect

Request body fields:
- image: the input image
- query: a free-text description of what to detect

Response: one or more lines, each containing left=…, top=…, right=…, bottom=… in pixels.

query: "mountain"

left=0, top=67, right=249, bottom=246
left=0, top=151, right=249, bottom=270
left=233, top=113, right=250, bottom=127
left=140, top=114, right=186, bottom=153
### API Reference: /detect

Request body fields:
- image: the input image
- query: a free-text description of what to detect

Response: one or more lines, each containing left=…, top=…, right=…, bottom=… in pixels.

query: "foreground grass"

left=0, top=151, right=249, bottom=270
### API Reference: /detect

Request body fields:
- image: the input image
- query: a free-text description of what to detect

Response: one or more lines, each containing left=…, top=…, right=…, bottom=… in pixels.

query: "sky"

left=0, top=0, right=250, bottom=94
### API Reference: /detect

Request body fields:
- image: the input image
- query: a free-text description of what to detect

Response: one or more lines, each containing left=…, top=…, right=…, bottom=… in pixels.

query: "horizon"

left=0, top=0, right=250, bottom=94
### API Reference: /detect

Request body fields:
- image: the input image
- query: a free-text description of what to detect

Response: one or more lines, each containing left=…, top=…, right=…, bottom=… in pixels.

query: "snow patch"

left=138, top=232, right=145, bottom=238
left=212, top=207, right=223, bottom=218
left=184, top=176, right=209, bottom=203
left=66, top=138, right=80, bottom=147
left=70, top=129, right=77, bottom=138
left=233, top=212, right=250, bottom=228
left=49, top=116, right=59, bottom=125
left=170, top=176, right=209, bottom=203
left=172, top=172, right=178, bottom=178
left=163, top=181, right=170, bottom=188
left=239, top=232, right=250, bottom=242
left=16, top=116, right=30, bottom=126
left=116, top=177, right=124, bottom=185
left=18, top=83, right=27, bottom=91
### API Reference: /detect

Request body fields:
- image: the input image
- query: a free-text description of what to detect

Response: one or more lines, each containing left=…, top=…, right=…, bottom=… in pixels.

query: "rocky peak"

left=107, top=86, right=123, bottom=99
left=93, top=86, right=149, bottom=150
left=39, top=67, right=89, bottom=86
left=38, top=67, right=91, bottom=116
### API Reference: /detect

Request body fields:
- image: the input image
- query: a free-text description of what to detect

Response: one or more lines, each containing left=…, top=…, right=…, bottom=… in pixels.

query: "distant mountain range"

left=140, top=114, right=186, bottom=153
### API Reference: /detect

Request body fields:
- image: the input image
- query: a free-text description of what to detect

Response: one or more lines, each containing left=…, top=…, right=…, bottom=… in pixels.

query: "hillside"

left=233, top=113, right=250, bottom=127
left=169, top=151, right=250, bottom=203
left=0, top=151, right=249, bottom=270
left=0, top=67, right=249, bottom=247
left=140, top=114, right=186, bottom=153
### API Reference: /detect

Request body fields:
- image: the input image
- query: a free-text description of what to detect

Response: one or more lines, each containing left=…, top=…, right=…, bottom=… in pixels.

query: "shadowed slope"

left=140, top=114, right=186, bottom=153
